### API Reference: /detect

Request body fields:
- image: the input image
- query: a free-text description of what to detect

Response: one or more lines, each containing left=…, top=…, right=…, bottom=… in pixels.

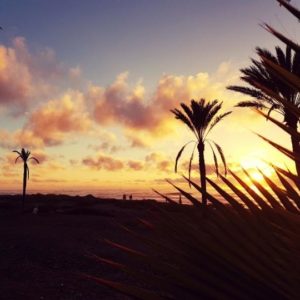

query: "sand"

left=0, top=194, right=164, bottom=300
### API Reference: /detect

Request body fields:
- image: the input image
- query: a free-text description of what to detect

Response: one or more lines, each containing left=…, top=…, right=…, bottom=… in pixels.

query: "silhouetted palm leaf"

left=277, top=0, right=300, bottom=20
left=174, top=141, right=195, bottom=173
left=235, top=100, right=267, bottom=109
left=188, top=143, right=197, bottom=186
left=212, top=141, right=227, bottom=175
left=228, top=42, right=300, bottom=176
left=262, top=23, right=300, bottom=53
left=207, top=141, right=219, bottom=176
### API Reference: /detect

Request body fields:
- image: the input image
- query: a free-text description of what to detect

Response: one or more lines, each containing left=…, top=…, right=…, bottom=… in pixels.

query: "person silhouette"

left=129, top=194, right=132, bottom=200
left=123, top=194, right=126, bottom=200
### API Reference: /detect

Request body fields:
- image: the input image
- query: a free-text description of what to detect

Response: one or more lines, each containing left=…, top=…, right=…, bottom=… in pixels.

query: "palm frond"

left=212, top=142, right=227, bottom=175
left=206, top=177, right=248, bottom=217
left=274, top=169, right=300, bottom=209
left=262, top=23, right=300, bottom=53
left=166, top=179, right=202, bottom=207
left=242, top=168, right=284, bottom=210
left=29, top=157, right=40, bottom=164
left=227, top=85, right=265, bottom=100
left=235, top=100, right=267, bottom=109
left=182, top=175, right=225, bottom=208
left=12, top=150, right=21, bottom=156
left=229, top=169, right=272, bottom=211
left=277, top=0, right=300, bottom=20
left=260, top=55, right=300, bottom=90
left=207, top=141, right=219, bottom=177
left=206, top=111, right=232, bottom=136
left=274, top=164, right=300, bottom=190
left=266, top=104, right=279, bottom=120
left=188, top=143, right=197, bottom=186
left=174, top=141, right=195, bottom=173
left=257, top=133, right=300, bottom=161
left=171, top=108, right=196, bottom=136
left=257, top=168, right=299, bottom=213
left=152, top=189, right=179, bottom=205
left=256, top=109, right=300, bottom=138
left=219, top=174, right=260, bottom=214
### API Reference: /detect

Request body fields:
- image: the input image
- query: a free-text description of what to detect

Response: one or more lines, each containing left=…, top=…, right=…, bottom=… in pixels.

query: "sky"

left=0, top=0, right=298, bottom=199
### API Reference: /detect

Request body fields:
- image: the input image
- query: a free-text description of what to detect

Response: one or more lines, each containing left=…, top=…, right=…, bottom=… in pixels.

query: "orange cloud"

left=128, top=160, right=144, bottom=171
left=88, top=66, right=240, bottom=145
left=23, top=90, right=91, bottom=146
left=82, top=153, right=124, bottom=171
left=144, top=152, right=173, bottom=173
left=0, top=37, right=67, bottom=114
left=157, top=160, right=172, bottom=172
left=125, top=131, right=149, bottom=148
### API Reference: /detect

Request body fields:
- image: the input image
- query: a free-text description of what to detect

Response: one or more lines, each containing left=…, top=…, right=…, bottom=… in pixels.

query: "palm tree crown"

left=14, top=148, right=39, bottom=177
left=227, top=45, right=300, bottom=175
left=171, top=99, right=231, bottom=207
left=171, top=99, right=231, bottom=174
left=228, top=46, right=300, bottom=124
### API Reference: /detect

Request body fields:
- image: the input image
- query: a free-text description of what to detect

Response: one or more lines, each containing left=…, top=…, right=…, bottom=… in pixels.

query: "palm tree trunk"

left=22, top=163, right=27, bottom=212
left=291, top=134, right=300, bottom=177
left=198, top=142, right=207, bottom=208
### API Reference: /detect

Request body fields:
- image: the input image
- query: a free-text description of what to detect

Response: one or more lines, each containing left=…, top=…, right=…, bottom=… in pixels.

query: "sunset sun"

left=240, top=157, right=274, bottom=182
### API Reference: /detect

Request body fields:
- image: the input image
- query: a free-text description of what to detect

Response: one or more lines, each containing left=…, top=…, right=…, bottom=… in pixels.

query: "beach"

left=0, top=194, right=166, bottom=300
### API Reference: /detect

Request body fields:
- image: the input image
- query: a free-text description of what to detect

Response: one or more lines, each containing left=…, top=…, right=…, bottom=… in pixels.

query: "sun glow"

left=240, top=157, right=274, bottom=182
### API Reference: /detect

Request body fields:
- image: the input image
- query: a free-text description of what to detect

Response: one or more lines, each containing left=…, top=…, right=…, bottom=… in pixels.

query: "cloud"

left=69, top=66, right=81, bottom=80
left=0, top=130, right=15, bottom=149
left=145, top=152, right=172, bottom=173
left=69, top=159, right=79, bottom=166
left=0, top=37, right=65, bottom=114
left=0, top=37, right=86, bottom=116
left=0, top=38, right=34, bottom=109
left=89, top=72, right=156, bottom=130
left=90, top=142, right=123, bottom=153
left=88, top=130, right=124, bottom=153
left=87, top=65, right=240, bottom=145
left=145, top=152, right=163, bottom=163
left=0, top=89, right=92, bottom=149
left=23, top=90, right=91, bottom=146
left=82, top=153, right=124, bottom=171
left=128, top=160, right=144, bottom=171
left=125, top=131, right=150, bottom=148
left=157, top=160, right=172, bottom=172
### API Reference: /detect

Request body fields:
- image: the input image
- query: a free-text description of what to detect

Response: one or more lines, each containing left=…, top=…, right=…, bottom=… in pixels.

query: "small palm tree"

left=13, top=148, right=39, bottom=211
left=171, top=99, right=231, bottom=207
left=227, top=45, right=300, bottom=176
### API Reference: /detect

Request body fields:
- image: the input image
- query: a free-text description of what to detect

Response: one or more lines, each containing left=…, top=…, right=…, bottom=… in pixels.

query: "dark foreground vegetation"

left=84, top=1, right=300, bottom=299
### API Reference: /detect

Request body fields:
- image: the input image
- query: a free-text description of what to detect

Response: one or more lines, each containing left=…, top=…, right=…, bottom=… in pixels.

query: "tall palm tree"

left=13, top=148, right=39, bottom=211
left=171, top=99, right=231, bottom=207
left=228, top=45, right=300, bottom=176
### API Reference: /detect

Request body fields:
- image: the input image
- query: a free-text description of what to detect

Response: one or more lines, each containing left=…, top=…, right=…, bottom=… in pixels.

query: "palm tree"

left=13, top=148, right=39, bottom=211
left=227, top=45, right=300, bottom=176
left=171, top=99, right=231, bottom=207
